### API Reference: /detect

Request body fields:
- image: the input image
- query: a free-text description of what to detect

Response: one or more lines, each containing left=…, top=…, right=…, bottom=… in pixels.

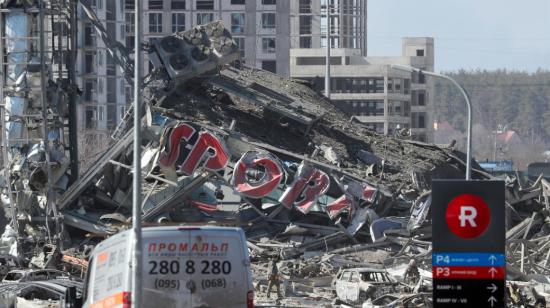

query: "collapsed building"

left=0, top=2, right=548, bottom=306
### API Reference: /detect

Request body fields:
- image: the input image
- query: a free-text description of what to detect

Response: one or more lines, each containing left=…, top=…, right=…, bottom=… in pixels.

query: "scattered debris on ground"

left=0, top=19, right=549, bottom=307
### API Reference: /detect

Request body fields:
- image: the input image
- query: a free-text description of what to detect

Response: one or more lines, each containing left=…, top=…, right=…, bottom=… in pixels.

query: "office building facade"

left=290, top=37, right=435, bottom=142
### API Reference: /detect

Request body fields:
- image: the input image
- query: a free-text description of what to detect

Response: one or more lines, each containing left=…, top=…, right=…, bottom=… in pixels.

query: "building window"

left=261, top=13, right=276, bottom=29
left=85, top=106, right=98, bottom=129
left=299, top=37, right=312, bottom=48
left=418, top=72, right=425, bottom=84
left=196, top=0, right=214, bottom=10
left=404, top=79, right=410, bottom=94
left=234, top=37, right=245, bottom=57
left=231, top=13, right=245, bottom=34
left=231, top=0, right=245, bottom=4
left=404, top=101, right=410, bottom=116
left=148, top=13, right=163, bottom=33
left=99, top=105, right=105, bottom=123
left=299, top=0, right=311, bottom=13
left=148, top=0, right=163, bottom=9
left=418, top=113, right=426, bottom=128
left=84, top=80, right=97, bottom=102
left=106, top=53, right=116, bottom=75
left=125, top=12, right=134, bottom=34
left=171, top=0, right=186, bottom=9
left=394, top=78, right=402, bottom=92
left=262, top=60, right=276, bottom=73
left=262, top=0, right=276, bottom=5
left=197, top=13, right=213, bottom=25
left=126, top=35, right=135, bottom=49
left=106, top=0, right=116, bottom=19
left=262, top=37, right=276, bottom=53
left=84, top=23, right=95, bottom=47
left=299, top=16, right=312, bottom=34
left=91, top=0, right=103, bottom=9
left=416, top=49, right=425, bottom=57
left=418, top=92, right=426, bottom=106
left=172, top=13, right=185, bottom=32
left=84, top=52, right=96, bottom=74
left=120, top=24, right=125, bottom=40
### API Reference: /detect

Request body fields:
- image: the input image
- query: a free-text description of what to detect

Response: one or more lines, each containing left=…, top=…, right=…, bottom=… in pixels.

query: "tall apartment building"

left=290, top=37, right=435, bottom=142
left=76, top=0, right=127, bottom=138
left=125, top=0, right=290, bottom=76
left=290, top=0, right=367, bottom=54
left=76, top=0, right=435, bottom=143
left=75, top=0, right=368, bottom=139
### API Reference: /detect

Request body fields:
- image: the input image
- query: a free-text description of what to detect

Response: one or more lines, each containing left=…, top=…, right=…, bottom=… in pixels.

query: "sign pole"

left=131, top=0, right=143, bottom=306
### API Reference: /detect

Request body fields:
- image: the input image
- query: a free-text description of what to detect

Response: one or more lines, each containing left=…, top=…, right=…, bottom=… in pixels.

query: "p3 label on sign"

left=445, top=194, right=490, bottom=239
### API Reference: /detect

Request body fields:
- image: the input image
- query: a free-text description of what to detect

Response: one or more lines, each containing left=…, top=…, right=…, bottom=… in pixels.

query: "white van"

left=82, top=226, right=254, bottom=308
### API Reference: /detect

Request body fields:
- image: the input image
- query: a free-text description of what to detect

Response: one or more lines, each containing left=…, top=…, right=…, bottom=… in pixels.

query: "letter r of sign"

left=459, top=205, right=477, bottom=227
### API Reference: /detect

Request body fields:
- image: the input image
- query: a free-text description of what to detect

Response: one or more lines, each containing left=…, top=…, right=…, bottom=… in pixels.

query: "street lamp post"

left=390, top=64, right=473, bottom=180
left=325, top=5, right=331, bottom=99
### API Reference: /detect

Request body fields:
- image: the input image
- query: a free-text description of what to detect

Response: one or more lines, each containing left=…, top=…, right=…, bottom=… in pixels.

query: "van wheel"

left=358, top=291, right=367, bottom=303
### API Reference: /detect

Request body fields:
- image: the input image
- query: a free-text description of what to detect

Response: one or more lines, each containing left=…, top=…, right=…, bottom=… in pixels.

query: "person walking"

left=404, top=259, right=420, bottom=285
left=266, top=258, right=282, bottom=300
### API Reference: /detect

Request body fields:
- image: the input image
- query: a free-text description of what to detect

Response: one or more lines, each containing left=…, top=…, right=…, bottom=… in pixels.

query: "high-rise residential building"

left=290, top=37, right=435, bottom=142
left=78, top=0, right=434, bottom=143
left=290, top=0, right=368, bottom=55
left=77, top=0, right=127, bottom=139
left=125, top=0, right=291, bottom=76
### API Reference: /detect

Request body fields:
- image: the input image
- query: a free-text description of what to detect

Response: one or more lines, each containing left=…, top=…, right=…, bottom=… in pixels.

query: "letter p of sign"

left=279, top=162, right=330, bottom=214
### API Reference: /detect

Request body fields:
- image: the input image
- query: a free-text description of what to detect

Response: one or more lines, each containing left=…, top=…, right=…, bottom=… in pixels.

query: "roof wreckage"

left=0, top=16, right=549, bottom=307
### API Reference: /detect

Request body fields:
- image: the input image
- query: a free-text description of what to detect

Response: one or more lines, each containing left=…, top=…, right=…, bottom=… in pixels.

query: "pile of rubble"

left=0, top=20, right=549, bottom=307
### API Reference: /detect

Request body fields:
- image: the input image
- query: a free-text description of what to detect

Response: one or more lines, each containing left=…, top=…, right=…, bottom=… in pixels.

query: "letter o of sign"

left=232, top=151, right=284, bottom=198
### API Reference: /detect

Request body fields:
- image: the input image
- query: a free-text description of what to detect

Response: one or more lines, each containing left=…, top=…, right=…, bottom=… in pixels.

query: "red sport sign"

left=157, top=121, right=376, bottom=219
left=445, top=193, right=490, bottom=239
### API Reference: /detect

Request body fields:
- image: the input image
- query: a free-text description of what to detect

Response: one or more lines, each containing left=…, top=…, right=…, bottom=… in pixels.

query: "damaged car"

left=334, top=268, right=399, bottom=305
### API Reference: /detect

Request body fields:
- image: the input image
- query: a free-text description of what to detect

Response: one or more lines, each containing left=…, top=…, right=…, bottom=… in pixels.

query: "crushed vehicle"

left=0, top=278, right=82, bottom=308
left=362, top=292, right=433, bottom=308
left=334, top=267, right=399, bottom=305
left=2, top=269, right=70, bottom=283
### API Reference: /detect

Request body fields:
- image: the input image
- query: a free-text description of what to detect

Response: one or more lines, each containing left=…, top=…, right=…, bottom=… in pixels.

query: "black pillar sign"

left=432, top=180, right=505, bottom=308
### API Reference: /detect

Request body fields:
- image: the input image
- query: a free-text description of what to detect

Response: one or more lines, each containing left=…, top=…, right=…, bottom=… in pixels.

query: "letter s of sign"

left=158, top=122, right=229, bottom=175
left=232, top=151, right=285, bottom=198
left=279, top=162, right=330, bottom=214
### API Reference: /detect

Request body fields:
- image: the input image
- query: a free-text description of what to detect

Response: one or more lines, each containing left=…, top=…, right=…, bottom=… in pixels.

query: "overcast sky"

left=368, top=0, right=550, bottom=72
